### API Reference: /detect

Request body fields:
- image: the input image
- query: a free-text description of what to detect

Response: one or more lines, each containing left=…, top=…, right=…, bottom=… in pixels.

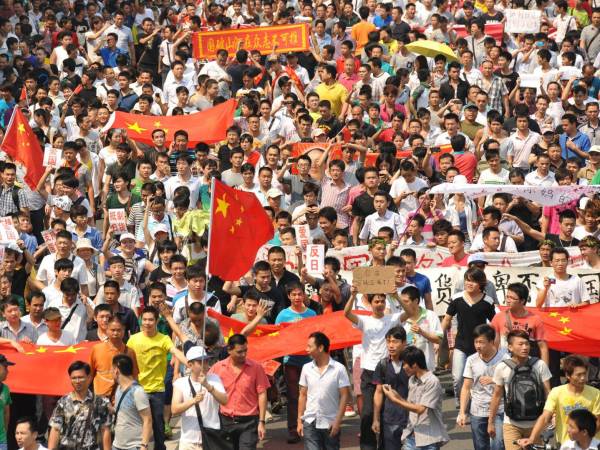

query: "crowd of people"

left=1, top=0, right=600, bottom=449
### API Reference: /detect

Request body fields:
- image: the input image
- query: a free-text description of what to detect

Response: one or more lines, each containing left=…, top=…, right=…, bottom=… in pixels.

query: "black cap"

left=0, top=355, right=15, bottom=367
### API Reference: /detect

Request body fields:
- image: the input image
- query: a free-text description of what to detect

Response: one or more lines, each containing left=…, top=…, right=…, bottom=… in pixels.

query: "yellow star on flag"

left=268, top=331, right=279, bottom=337
left=224, top=328, right=235, bottom=344
left=153, top=121, right=162, bottom=127
left=126, top=122, right=147, bottom=134
left=54, top=345, right=84, bottom=354
left=36, top=347, right=48, bottom=353
left=559, top=316, right=570, bottom=324
left=549, top=312, right=559, bottom=317
left=215, top=195, right=230, bottom=218
left=559, top=327, right=572, bottom=335
left=17, top=123, right=25, bottom=133
left=230, top=226, right=235, bottom=234
left=236, top=218, right=243, bottom=226
left=254, top=329, right=263, bottom=336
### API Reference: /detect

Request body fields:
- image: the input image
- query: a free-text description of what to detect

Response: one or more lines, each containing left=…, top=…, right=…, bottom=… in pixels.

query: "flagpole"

left=203, top=177, right=216, bottom=345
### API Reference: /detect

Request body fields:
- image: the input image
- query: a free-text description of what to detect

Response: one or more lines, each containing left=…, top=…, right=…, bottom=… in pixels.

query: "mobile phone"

left=549, top=278, right=556, bottom=284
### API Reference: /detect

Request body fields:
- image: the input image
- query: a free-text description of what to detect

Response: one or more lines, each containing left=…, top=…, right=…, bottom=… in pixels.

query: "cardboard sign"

left=305, top=244, right=325, bottom=274
left=352, top=266, right=397, bottom=294
left=505, top=9, right=541, bottom=34
left=108, top=209, right=128, bottom=233
left=294, top=224, right=310, bottom=251
left=43, top=147, right=62, bottom=168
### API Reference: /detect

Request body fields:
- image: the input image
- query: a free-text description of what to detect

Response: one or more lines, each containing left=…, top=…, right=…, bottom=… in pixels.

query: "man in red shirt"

left=209, top=333, right=270, bottom=449
left=451, top=134, right=477, bottom=182
left=439, top=230, right=469, bottom=267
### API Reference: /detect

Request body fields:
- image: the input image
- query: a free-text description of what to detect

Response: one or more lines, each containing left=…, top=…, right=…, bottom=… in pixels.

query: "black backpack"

left=503, top=357, right=546, bottom=422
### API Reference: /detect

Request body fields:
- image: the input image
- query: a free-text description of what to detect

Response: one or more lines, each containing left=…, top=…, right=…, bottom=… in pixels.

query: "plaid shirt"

left=0, top=184, right=29, bottom=216
left=320, top=176, right=351, bottom=228
left=477, top=76, right=508, bottom=115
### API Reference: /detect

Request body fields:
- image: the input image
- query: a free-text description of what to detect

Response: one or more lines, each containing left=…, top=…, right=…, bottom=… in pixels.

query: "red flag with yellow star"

left=0, top=342, right=95, bottom=395
left=1, top=108, right=44, bottom=189
left=208, top=179, right=274, bottom=280
left=501, top=304, right=600, bottom=357
left=106, top=99, right=236, bottom=146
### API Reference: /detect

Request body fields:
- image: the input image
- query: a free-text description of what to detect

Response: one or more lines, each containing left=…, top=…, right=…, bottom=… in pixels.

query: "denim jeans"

left=147, top=391, right=166, bottom=450
left=302, top=420, right=340, bottom=450
left=451, top=349, right=468, bottom=405
left=471, top=414, right=504, bottom=450
left=403, top=434, right=441, bottom=450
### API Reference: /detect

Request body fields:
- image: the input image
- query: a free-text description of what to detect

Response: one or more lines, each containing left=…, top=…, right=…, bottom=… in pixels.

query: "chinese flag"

left=19, top=86, right=26, bottom=102
left=1, top=108, right=44, bottom=189
left=1, top=342, right=95, bottom=395
left=500, top=304, right=600, bottom=357
left=208, top=179, right=274, bottom=281
left=107, top=99, right=236, bottom=146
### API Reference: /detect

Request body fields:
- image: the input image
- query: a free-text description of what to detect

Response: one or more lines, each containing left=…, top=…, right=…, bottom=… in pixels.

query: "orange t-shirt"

left=90, top=341, right=139, bottom=397
left=351, top=21, right=377, bottom=53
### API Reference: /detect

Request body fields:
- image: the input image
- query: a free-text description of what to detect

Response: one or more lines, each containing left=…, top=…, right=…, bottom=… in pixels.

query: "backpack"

left=0, top=185, right=20, bottom=211
left=503, top=357, right=546, bottom=422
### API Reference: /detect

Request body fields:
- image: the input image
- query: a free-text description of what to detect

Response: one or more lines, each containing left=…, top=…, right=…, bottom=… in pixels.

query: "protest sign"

left=41, top=230, right=57, bottom=253
left=0, top=217, right=19, bottom=242
left=305, top=244, right=325, bottom=274
left=108, top=209, right=128, bottom=233
left=505, top=9, right=541, bottom=34
left=519, top=74, right=541, bottom=89
left=559, top=66, right=583, bottom=80
left=255, top=245, right=299, bottom=272
left=192, top=23, right=309, bottom=59
left=294, top=224, right=311, bottom=251
left=353, top=266, right=397, bottom=294
left=42, top=147, right=61, bottom=168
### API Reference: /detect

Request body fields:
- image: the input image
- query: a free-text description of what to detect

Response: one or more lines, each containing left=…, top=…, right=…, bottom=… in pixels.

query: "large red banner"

left=193, top=23, right=310, bottom=59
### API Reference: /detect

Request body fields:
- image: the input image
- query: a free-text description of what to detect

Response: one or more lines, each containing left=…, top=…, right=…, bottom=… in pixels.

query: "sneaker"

left=344, top=405, right=357, bottom=417
left=164, top=423, right=173, bottom=439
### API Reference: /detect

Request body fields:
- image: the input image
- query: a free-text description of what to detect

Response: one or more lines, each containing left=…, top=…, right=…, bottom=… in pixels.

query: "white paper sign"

left=41, top=230, right=57, bottom=253
left=505, top=9, right=542, bottom=34
left=293, top=224, right=311, bottom=251
left=559, top=66, right=583, bottom=80
left=108, top=208, right=128, bottom=233
left=519, top=74, right=541, bottom=89
left=0, top=217, right=19, bottom=242
left=306, top=244, right=325, bottom=274
left=43, top=147, right=62, bottom=168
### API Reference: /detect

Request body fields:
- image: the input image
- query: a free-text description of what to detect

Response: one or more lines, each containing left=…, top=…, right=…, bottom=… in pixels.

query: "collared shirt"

left=209, top=357, right=270, bottom=417
left=524, top=170, right=556, bottom=187
left=49, top=390, right=112, bottom=449
left=507, top=131, right=541, bottom=170
left=560, top=131, right=592, bottom=161
left=579, top=121, right=600, bottom=147
left=372, top=357, right=409, bottom=425
left=359, top=209, right=405, bottom=241
left=0, top=184, right=29, bottom=216
left=477, top=76, right=508, bottom=114
left=90, top=341, right=139, bottom=396
left=320, top=176, right=350, bottom=228
left=70, top=225, right=103, bottom=250
left=0, top=319, right=37, bottom=342
left=299, top=357, right=350, bottom=429
left=402, top=371, right=450, bottom=446
left=48, top=297, right=91, bottom=343
left=21, top=315, right=48, bottom=335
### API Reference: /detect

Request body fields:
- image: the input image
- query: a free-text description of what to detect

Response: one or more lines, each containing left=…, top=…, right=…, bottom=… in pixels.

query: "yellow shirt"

left=127, top=331, right=174, bottom=393
left=315, top=82, right=349, bottom=116
left=544, top=384, right=600, bottom=443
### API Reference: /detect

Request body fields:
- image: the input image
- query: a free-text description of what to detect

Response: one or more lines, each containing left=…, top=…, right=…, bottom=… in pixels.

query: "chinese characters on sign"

left=193, top=23, right=310, bottom=59
left=352, top=266, right=397, bottom=295
left=108, top=209, right=127, bottom=233
left=294, top=224, right=310, bottom=251
left=306, top=244, right=325, bottom=274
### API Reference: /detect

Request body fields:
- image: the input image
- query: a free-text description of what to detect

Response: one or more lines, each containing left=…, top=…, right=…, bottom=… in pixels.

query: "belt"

left=221, top=414, right=259, bottom=423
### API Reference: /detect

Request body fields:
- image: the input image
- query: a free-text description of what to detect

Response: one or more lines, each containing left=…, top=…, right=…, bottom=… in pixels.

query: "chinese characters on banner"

left=306, top=244, right=325, bottom=274
left=504, top=9, right=542, bottom=34
left=0, top=217, right=19, bottom=242
left=192, top=23, right=310, bottom=59
left=294, top=224, right=310, bottom=251
left=108, top=209, right=128, bottom=233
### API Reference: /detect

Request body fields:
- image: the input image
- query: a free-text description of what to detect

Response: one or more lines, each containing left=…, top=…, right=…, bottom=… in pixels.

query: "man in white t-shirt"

left=536, top=247, right=591, bottom=307
left=389, top=160, right=428, bottom=215
left=171, top=346, right=227, bottom=449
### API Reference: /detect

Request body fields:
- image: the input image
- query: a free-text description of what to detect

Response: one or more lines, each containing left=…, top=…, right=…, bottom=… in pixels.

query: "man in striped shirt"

left=319, top=160, right=351, bottom=230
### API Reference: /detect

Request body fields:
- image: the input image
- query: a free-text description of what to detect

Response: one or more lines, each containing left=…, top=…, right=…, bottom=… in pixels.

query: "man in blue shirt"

left=97, top=33, right=128, bottom=68
left=559, top=113, right=591, bottom=162
left=400, top=248, right=433, bottom=311
left=275, top=282, right=317, bottom=444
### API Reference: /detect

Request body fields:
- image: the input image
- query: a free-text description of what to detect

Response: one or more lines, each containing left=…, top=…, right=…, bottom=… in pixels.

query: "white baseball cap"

left=185, top=346, right=210, bottom=362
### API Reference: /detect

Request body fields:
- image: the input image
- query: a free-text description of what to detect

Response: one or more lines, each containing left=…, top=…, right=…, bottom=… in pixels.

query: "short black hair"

left=309, top=331, right=330, bottom=352
left=400, top=346, right=427, bottom=369
left=68, top=360, right=91, bottom=375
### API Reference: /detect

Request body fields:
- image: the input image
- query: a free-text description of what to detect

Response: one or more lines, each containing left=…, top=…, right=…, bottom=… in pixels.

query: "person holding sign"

left=344, top=283, right=402, bottom=450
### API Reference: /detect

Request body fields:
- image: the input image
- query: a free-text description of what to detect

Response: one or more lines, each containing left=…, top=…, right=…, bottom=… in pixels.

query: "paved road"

left=166, top=373, right=472, bottom=449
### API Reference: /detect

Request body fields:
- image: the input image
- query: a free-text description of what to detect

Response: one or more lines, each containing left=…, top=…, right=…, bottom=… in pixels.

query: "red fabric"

left=499, top=304, right=600, bottom=356
left=73, top=84, right=83, bottom=95
left=1, top=342, right=95, bottom=395
left=439, top=254, right=469, bottom=267
left=19, top=86, right=26, bottom=102
left=1, top=108, right=44, bottom=189
left=208, top=179, right=274, bottom=280
left=111, top=99, right=236, bottom=146
left=454, top=151, right=477, bottom=182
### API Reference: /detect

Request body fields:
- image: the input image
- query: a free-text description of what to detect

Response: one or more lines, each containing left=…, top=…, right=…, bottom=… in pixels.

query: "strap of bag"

left=500, top=233, right=508, bottom=252
left=188, top=377, right=205, bottom=429
left=61, top=303, right=79, bottom=330
left=586, top=28, right=600, bottom=54
left=113, top=384, right=134, bottom=425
